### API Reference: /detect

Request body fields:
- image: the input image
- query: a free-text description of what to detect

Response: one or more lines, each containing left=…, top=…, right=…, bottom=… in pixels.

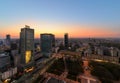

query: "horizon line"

left=0, top=37, right=120, bottom=40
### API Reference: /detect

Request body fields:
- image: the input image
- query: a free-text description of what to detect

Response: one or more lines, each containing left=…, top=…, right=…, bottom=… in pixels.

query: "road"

left=29, top=57, right=56, bottom=83
left=13, top=57, right=55, bottom=83
left=79, top=58, right=100, bottom=83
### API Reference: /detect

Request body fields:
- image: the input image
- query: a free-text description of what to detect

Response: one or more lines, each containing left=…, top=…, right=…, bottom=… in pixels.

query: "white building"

left=1, top=67, right=17, bottom=80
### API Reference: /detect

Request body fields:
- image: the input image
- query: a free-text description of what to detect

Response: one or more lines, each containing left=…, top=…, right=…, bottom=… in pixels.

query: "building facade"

left=20, top=25, right=34, bottom=68
left=64, top=33, right=69, bottom=49
left=0, top=52, right=11, bottom=72
left=40, top=33, right=55, bottom=57
left=5, top=34, right=11, bottom=48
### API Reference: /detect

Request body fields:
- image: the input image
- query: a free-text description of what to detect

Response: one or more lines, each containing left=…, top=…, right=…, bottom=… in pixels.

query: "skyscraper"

left=6, top=34, right=11, bottom=47
left=40, top=33, right=55, bottom=57
left=20, top=25, right=34, bottom=68
left=6, top=35, right=10, bottom=40
left=64, top=33, right=69, bottom=49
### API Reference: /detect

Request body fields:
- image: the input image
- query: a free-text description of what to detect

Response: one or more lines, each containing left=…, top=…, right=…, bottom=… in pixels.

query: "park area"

left=46, top=57, right=84, bottom=81
left=89, top=61, right=120, bottom=83
left=46, top=58, right=65, bottom=75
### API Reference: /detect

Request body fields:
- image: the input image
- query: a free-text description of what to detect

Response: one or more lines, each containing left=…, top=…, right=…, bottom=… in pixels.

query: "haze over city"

left=0, top=0, right=120, bottom=38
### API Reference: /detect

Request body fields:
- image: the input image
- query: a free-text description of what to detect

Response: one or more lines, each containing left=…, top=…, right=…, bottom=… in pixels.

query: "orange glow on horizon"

left=0, top=21, right=119, bottom=38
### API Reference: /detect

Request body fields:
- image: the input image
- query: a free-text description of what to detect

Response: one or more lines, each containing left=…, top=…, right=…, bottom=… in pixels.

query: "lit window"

left=25, top=51, right=31, bottom=63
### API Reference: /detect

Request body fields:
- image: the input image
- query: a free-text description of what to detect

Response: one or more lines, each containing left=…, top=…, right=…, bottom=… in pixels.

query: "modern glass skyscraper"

left=40, top=33, right=55, bottom=57
left=64, top=33, right=69, bottom=49
left=20, top=25, right=34, bottom=68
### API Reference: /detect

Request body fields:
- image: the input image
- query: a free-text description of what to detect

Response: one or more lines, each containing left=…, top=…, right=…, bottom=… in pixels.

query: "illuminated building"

left=20, top=25, right=34, bottom=68
left=64, top=33, right=69, bottom=49
left=40, top=33, right=55, bottom=57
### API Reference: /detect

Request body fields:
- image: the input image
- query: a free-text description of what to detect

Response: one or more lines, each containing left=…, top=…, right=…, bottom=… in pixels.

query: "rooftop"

left=0, top=53, right=8, bottom=57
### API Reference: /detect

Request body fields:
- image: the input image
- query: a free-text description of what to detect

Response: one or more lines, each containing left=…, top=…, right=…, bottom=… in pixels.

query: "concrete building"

left=0, top=67, right=17, bottom=80
left=110, top=47, right=120, bottom=57
left=19, top=25, right=34, bottom=69
left=0, top=52, right=11, bottom=72
left=40, top=33, right=55, bottom=57
left=95, top=46, right=103, bottom=56
left=11, top=50, right=20, bottom=66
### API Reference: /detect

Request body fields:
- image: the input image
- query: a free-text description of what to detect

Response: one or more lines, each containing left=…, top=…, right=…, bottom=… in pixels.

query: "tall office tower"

left=40, top=33, right=55, bottom=57
left=6, top=34, right=11, bottom=46
left=20, top=25, right=34, bottom=69
left=51, top=34, right=55, bottom=47
left=64, top=33, right=69, bottom=49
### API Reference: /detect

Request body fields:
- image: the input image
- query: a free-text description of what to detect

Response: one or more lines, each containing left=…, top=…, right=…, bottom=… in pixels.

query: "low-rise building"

left=0, top=52, right=11, bottom=72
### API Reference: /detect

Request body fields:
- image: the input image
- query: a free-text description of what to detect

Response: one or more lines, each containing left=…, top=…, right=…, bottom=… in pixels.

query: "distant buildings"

left=110, top=47, right=120, bottom=57
left=64, top=33, right=69, bottom=49
left=40, top=33, right=55, bottom=57
left=20, top=25, right=34, bottom=68
left=94, top=46, right=103, bottom=56
left=94, top=46, right=120, bottom=57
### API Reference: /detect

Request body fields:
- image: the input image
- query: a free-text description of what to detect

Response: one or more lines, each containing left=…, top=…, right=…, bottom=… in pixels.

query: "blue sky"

left=0, top=0, right=120, bottom=38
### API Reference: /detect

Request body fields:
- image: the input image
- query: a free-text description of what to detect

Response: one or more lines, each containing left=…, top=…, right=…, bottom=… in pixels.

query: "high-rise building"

left=20, top=25, right=34, bottom=68
left=40, top=33, right=55, bottom=57
left=6, top=34, right=11, bottom=47
left=6, top=35, right=10, bottom=41
left=64, top=33, right=69, bottom=49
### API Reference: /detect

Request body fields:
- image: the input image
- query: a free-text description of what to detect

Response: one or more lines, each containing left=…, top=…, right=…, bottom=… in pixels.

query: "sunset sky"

left=0, top=0, right=120, bottom=38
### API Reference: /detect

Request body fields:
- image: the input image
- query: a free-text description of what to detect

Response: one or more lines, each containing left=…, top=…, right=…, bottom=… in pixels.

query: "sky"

left=0, top=0, right=120, bottom=38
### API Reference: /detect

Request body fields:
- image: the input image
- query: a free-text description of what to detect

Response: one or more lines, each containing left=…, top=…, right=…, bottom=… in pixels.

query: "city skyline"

left=0, top=0, right=120, bottom=38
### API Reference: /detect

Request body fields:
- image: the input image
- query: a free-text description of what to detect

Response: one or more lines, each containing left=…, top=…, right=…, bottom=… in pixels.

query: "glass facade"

left=20, top=25, right=34, bottom=65
left=41, top=34, right=55, bottom=57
